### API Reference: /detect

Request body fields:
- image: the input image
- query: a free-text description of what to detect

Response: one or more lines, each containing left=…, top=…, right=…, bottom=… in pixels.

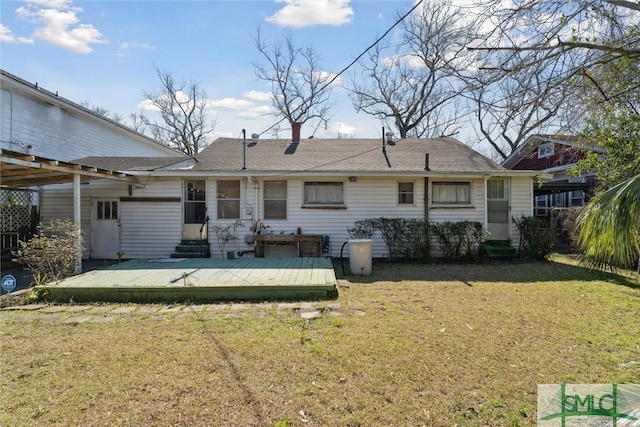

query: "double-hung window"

left=304, top=182, right=344, bottom=206
left=432, top=182, right=471, bottom=205
left=217, top=180, right=240, bottom=219
left=264, top=181, right=287, bottom=219
left=398, top=182, right=414, bottom=205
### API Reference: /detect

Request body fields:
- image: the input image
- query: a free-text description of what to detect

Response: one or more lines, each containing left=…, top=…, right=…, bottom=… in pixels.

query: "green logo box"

left=538, top=384, right=640, bottom=426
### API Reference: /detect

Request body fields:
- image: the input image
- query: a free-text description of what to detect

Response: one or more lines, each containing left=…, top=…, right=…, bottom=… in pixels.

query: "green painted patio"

left=43, top=257, right=338, bottom=303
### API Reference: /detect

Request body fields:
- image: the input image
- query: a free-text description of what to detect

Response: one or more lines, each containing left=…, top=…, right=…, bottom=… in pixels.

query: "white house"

left=2, top=69, right=545, bottom=261
left=0, top=69, right=184, bottom=264
left=58, top=133, right=544, bottom=259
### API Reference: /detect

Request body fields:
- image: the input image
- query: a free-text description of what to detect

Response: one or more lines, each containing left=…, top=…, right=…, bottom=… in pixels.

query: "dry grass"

left=1, top=255, right=638, bottom=426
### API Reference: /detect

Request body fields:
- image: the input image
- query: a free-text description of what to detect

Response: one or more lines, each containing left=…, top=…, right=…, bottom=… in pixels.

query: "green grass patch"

left=1, top=255, right=638, bottom=426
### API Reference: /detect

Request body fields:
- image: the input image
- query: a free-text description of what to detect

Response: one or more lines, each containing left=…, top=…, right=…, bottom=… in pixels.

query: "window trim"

left=263, top=180, right=287, bottom=220
left=538, top=143, right=554, bottom=159
left=216, top=179, right=241, bottom=220
left=303, top=181, right=345, bottom=208
left=431, top=181, right=472, bottom=206
left=96, top=200, right=118, bottom=220
left=397, top=181, right=415, bottom=205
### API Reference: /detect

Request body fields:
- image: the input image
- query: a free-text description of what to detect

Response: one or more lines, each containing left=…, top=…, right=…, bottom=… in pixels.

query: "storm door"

left=183, top=180, right=207, bottom=240
left=486, top=178, right=510, bottom=241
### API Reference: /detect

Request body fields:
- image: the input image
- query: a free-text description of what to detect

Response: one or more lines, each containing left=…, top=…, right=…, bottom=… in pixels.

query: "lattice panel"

left=0, top=189, right=33, bottom=233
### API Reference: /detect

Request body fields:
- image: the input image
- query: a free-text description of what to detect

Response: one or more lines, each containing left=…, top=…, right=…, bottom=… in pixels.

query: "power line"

left=258, top=0, right=425, bottom=137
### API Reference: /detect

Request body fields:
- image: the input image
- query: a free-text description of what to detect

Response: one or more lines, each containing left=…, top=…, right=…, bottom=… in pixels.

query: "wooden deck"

left=43, top=257, right=338, bottom=303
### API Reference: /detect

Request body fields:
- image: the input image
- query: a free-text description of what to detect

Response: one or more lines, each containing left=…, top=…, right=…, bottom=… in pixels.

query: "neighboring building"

left=0, top=69, right=184, bottom=262
left=2, top=69, right=546, bottom=260
left=501, top=134, right=603, bottom=217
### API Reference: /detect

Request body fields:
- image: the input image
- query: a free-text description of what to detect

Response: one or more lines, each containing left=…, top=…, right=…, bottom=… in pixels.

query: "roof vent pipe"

left=386, top=132, right=395, bottom=146
left=424, top=153, right=430, bottom=171
left=242, top=129, right=247, bottom=170
left=251, top=133, right=259, bottom=144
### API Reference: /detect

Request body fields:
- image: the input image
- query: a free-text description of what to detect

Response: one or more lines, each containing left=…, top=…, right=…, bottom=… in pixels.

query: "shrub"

left=431, top=221, right=483, bottom=260
left=12, top=219, right=84, bottom=284
left=513, top=215, right=553, bottom=260
left=347, top=220, right=376, bottom=239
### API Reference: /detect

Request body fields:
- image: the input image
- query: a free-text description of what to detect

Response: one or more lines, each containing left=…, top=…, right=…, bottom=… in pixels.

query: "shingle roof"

left=194, top=137, right=504, bottom=174
left=73, top=157, right=187, bottom=171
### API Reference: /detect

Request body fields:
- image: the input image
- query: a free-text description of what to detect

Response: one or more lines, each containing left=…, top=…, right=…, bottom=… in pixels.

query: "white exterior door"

left=183, top=179, right=208, bottom=240
left=91, top=200, right=121, bottom=259
left=486, top=178, right=510, bottom=241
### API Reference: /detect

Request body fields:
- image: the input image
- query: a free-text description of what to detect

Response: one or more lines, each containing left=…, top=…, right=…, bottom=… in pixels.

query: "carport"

left=0, top=148, right=137, bottom=272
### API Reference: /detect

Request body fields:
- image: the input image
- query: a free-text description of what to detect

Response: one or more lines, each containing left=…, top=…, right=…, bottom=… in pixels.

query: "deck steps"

left=481, top=240, right=518, bottom=260
left=170, top=240, right=210, bottom=258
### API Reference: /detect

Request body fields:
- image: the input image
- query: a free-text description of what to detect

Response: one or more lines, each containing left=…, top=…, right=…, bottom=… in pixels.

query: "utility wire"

left=258, top=0, right=425, bottom=137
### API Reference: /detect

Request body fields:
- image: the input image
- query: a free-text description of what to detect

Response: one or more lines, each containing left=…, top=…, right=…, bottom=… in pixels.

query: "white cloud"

left=0, top=24, right=34, bottom=44
left=208, top=97, right=255, bottom=110
left=332, top=121, right=360, bottom=138
left=238, top=105, right=273, bottom=119
left=137, top=99, right=159, bottom=112
left=317, top=70, right=341, bottom=86
left=266, top=0, right=354, bottom=28
left=13, top=1, right=106, bottom=54
left=116, top=41, right=156, bottom=57
left=244, top=90, right=272, bottom=102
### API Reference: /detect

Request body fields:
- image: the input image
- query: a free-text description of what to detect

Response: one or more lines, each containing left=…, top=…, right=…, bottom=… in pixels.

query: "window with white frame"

left=570, top=190, right=584, bottom=206
left=432, top=182, right=471, bottom=205
left=264, top=181, right=287, bottom=219
left=217, top=180, right=240, bottom=219
left=97, top=200, right=118, bottom=220
left=304, top=182, right=344, bottom=206
left=398, top=182, right=414, bottom=205
left=538, top=143, right=554, bottom=158
left=487, top=179, right=505, bottom=199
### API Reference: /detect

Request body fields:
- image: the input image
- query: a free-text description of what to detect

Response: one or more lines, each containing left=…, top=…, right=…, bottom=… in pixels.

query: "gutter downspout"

left=484, top=176, right=490, bottom=240
left=424, top=177, right=429, bottom=223
left=424, top=153, right=430, bottom=223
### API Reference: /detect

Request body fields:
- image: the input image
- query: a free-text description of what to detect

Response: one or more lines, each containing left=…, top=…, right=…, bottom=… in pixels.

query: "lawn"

left=1, top=255, right=638, bottom=426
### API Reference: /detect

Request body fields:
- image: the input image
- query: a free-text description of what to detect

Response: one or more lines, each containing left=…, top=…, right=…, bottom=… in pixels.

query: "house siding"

left=40, top=174, right=534, bottom=260
left=1, top=79, right=177, bottom=160
left=39, top=179, right=182, bottom=259
left=509, top=176, right=534, bottom=248
left=205, top=176, right=495, bottom=259
left=120, top=179, right=182, bottom=258
left=511, top=143, right=586, bottom=171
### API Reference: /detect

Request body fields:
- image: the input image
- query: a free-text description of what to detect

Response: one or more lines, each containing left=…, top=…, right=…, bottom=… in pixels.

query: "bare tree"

left=466, top=0, right=640, bottom=158
left=134, top=65, right=216, bottom=156
left=464, top=50, right=582, bottom=159
left=253, top=30, right=334, bottom=137
left=81, top=101, right=124, bottom=123
left=347, top=0, right=474, bottom=139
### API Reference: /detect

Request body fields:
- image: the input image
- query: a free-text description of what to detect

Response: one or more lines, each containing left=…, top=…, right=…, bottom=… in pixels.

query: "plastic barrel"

left=349, top=239, right=372, bottom=275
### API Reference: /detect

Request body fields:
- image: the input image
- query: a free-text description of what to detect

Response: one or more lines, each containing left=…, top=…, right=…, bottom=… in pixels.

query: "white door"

left=183, top=179, right=208, bottom=240
left=486, top=178, right=510, bottom=241
left=91, top=200, right=121, bottom=259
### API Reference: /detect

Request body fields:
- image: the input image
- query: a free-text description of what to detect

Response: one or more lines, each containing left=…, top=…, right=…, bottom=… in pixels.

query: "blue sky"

left=1, top=0, right=427, bottom=142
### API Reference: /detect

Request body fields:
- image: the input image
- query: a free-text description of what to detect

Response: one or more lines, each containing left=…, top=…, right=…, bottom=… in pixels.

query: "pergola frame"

left=1, top=149, right=137, bottom=272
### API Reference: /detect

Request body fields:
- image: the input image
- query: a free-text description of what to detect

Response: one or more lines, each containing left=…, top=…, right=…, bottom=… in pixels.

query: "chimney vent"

left=385, top=131, right=395, bottom=145
left=292, top=122, right=302, bottom=143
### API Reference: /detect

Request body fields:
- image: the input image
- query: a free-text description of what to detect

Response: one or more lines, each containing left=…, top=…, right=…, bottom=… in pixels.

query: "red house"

left=501, top=135, right=603, bottom=217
